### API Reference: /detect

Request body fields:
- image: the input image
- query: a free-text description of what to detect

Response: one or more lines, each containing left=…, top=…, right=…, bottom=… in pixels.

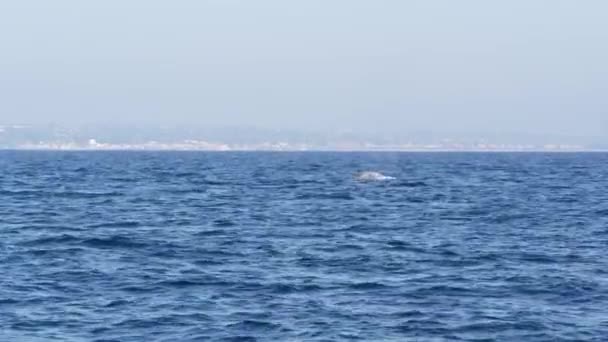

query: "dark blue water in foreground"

left=1, top=151, right=608, bottom=341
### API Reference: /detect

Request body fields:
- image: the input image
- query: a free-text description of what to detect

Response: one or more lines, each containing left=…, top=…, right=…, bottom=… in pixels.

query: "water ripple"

left=1, top=151, right=607, bottom=341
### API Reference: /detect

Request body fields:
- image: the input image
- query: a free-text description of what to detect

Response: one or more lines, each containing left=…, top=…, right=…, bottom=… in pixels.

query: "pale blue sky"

left=1, top=1, right=606, bottom=137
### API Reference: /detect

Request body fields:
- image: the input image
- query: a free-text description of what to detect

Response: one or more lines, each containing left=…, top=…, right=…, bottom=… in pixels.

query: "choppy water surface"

left=1, top=151, right=608, bottom=341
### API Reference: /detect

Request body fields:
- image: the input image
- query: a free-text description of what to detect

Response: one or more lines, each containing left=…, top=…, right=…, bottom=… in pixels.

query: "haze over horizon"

left=1, top=1, right=607, bottom=138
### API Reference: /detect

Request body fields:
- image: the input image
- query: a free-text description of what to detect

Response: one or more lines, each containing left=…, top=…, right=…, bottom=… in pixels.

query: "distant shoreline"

left=2, top=148, right=607, bottom=153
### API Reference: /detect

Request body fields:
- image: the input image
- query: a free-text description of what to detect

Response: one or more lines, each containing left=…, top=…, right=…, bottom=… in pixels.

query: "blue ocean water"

left=1, top=151, right=607, bottom=341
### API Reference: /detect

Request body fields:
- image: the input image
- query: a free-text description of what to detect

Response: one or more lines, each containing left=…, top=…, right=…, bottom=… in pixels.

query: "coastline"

left=2, top=147, right=606, bottom=153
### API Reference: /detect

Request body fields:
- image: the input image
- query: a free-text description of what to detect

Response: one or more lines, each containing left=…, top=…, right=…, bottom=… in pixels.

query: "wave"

left=0, top=189, right=123, bottom=198
left=226, top=320, right=281, bottom=331
left=395, top=181, right=427, bottom=187
left=82, top=236, right=148, bottom=249
left=295, top=192, right=355, bottom=200
left=88, top=221, right=141, bottom=229
left=19, top=234, right=81, bottom=246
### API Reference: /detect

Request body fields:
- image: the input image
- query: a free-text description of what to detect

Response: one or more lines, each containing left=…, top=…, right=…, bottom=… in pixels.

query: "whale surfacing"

left=355, top=171, right=395, bottom=181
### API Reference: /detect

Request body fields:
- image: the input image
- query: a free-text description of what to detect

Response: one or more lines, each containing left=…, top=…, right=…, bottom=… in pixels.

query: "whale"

left=355, top=171, right=395, bottom=181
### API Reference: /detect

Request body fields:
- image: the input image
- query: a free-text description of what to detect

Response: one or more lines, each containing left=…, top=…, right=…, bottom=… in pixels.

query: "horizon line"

left=2, top=147, right=607, bottom=153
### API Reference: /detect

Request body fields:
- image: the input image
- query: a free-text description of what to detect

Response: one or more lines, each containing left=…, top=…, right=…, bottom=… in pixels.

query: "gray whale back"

left=355, top=171, right=395, bottom=181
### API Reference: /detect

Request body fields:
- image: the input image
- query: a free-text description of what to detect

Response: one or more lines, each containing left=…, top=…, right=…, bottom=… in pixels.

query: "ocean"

left=1, top=151, right=607, bottom=341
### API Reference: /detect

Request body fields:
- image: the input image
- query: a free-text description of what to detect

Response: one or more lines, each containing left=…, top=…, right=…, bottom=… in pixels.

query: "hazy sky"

left=1, top=1, right=606, bottom=136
